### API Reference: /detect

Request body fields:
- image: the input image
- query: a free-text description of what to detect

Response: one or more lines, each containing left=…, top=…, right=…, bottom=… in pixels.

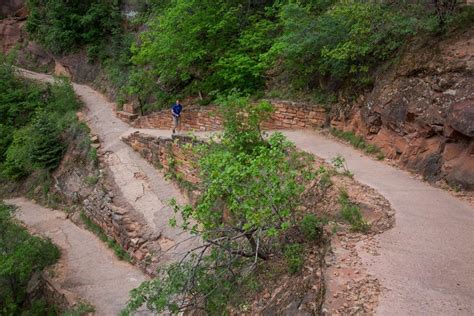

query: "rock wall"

left=129, top=100, right=327, bottom=131
left=52, top=139, right=163, bottom=275
left=332, top=28, right=474, bottom=190
left=122, top=132, right=202, bottom=187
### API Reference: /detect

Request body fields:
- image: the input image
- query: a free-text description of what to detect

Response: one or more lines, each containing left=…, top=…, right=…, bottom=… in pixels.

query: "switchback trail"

left=18, top=68, right=198, bottom=263
left=8, top=198, right=147, bottom=316
left=18, top=69, right=474, bottom=315
left=282, top=130, right=474, bottom=315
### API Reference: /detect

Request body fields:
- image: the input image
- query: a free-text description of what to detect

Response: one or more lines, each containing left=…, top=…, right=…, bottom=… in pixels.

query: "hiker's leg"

left=172, top=116, right=178, bottom=133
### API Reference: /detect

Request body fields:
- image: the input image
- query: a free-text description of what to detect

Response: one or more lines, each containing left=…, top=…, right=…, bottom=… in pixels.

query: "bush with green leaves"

left=0, top=55, right=83, bottom=180
left=284, top=243, right=305, bottom=274
left=338, top=189, right=369, bottom=232
left=124, top=95, right=316, bottom=314
left=30, top=111, right=65, bottom=170
left=272, top=1, right=419, bottom=91
left=0, top=201, right=60, bottom=314
left=26, top=0, right=121, bottom=57
left=129, top=0, right=278, bottom=103
left=300, top=213, right=324, bottom=241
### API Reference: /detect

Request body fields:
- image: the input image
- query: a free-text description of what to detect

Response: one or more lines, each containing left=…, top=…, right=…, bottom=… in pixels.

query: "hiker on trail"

left=171, top=99, right=183, bottom=134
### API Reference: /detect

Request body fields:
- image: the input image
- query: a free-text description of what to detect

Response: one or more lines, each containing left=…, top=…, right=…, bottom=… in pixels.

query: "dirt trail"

left=8, top=198, right=148, bottom=316
left=282, top=130, right=474, bottom=315
left=18, top=68, right=197, bottom=262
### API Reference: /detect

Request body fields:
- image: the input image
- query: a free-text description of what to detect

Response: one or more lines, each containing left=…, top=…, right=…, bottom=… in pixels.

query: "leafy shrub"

left=300, top=214, right=323, bottom=241
left=338, top=189, right=369, bottom=232
left=125, top=95, right=315, bottom=314
left=1, top=128, right=33, bottom=180
left=26, top=0, right=121, bottom=56
left=0, top=202, right=60, bottom=314
left=0, top=55, right=83, bottom=180
left=272, top=2, right=419, bottom=91
left=129, top=0, right=278, bottom=101
left=284, top=243, right=304, bottom=274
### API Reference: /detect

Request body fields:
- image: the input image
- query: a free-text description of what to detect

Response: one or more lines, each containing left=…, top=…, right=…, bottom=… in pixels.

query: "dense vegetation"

left=123, top=96, right=321, bottom=314
left=0, top=201, right=60, bottom=314
left=0, top=54, right=85, bottom=183
left=24, top=0, right=472, bottom=112
left=26, top=0, right=121, bottom=59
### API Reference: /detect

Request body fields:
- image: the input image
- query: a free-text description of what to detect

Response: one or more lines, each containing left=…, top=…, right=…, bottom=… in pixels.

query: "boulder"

left=448, top=100, right=474, bottom=138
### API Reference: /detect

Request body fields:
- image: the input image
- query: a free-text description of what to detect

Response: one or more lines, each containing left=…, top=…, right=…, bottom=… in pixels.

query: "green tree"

left=30, top=112, right=65, bottom=170
left=125, top=95, right=315, bottom=314
left=271, top=1, right=418, bottom=91
left=26, top=0, right=121, bottom=56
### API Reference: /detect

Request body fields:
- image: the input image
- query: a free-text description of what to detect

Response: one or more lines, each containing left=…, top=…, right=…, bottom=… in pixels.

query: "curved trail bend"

left=283, top=130, right=474, bottom=315
left=8, top=198, right=147, bottom=316
left=18, top=68, right=198, bottom=263
left=18, top=68, right=474, bottom=315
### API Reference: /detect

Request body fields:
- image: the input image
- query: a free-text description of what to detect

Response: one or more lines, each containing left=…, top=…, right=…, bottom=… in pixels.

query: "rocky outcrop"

left=0, top=17, right=25, bottom=54
left=334, top=29, right=474, bottom=190
left=1, top=0, right=25, bottom=18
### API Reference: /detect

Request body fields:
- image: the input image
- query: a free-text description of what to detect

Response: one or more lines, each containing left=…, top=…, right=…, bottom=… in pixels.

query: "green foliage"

left=338, top=189, right=369, bottom=232
left=63, top=303, right=95, bottom=316
left=300, top=214, right=323, bottom=241
left=283, top=243, right=304, bottom=274
left=85, top=175, right=99, bottom=186
left=30, top=111, right=65, bottom=170
left=330, top=128, right=384, bottom=159
left=1, top=128, right=33, bottom=180
left=125, top=253, right=236, bottom=315
left=0, top=56, right=84, bottom=180
left=271, top=1, right=420, bottom=91
left=129, top=0, right=278, bottom=100
left=126, top=95, right=315, bottom=313
left=26, top=0, right=121, bottom=57
left=80, top=212, right=131, bottom=261
left=0, top=202, right=60, bottom=315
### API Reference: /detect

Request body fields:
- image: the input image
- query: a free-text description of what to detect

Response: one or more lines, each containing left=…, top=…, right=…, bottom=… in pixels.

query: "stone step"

left=116, top=111, right=138, bottom=122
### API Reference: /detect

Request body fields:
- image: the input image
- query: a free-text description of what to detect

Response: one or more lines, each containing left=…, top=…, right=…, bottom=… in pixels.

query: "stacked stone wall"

left=122, top=133, right=202, bottom=186
left=130, top=100, right=327, bottom=131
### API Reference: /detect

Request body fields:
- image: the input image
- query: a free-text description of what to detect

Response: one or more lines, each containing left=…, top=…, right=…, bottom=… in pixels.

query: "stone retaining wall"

left=81, top=184, right=162, bottom=275
left=122, top=133, right=202, bottom=187
left=130, top=100, right=327, bottom=131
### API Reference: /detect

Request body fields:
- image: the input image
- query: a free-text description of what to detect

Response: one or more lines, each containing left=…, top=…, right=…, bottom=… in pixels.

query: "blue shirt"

left=172, top=103, right=182, bottom=116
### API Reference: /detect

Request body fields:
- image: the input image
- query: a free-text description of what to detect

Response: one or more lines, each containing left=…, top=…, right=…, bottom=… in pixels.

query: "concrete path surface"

left=281, top=129, right=474, bottom=316
left=17, top=68, right=474, bottom=315
left=18, top=68, right=197, bottom=262
left=8, top=198, right=148, bottom=316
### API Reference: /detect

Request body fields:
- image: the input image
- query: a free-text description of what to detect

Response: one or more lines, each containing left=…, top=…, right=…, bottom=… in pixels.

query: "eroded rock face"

left=1, top=0, right=24, bottom=17
left=336, top=29, right=474, bottom=189
left=0, top=18, right=24, bottom=54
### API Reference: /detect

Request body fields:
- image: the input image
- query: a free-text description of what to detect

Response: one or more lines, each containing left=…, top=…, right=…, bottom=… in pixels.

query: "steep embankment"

left=9, top=198, right=147, bottom=315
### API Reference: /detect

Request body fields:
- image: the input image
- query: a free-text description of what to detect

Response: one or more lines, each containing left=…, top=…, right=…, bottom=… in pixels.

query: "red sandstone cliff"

left=334, top=28, right=473, bottom=189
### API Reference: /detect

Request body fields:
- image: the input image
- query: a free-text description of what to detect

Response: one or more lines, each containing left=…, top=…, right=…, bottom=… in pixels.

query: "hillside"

left=1, top=1, right=473, bottom=315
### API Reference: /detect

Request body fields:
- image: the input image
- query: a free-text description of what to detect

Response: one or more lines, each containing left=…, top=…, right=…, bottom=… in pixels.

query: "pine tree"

left=30, top=112, right=65, bottom=170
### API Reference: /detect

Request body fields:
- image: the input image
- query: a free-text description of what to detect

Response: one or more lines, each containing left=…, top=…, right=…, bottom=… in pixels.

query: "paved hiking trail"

left=8, top=197, right=147, bottom=316
left=18, top=69, right=474, bottom=315
left=282, top=130, right=474, bottom=315
left=18, top=68, right=197, bottom=263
